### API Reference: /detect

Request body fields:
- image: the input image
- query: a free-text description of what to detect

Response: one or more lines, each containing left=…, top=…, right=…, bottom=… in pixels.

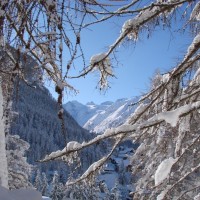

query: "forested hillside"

left=9, top=59, right=106, bottom=182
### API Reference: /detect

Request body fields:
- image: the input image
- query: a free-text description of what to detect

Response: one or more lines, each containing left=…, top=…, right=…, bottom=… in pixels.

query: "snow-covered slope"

left=64, top=98, right=138, bottom=134
left=63, top=101, right=113, bottom=126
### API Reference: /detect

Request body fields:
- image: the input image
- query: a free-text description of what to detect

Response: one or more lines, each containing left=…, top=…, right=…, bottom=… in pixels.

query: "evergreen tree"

left=50, top=171, right=64, bottom=200
left=41, top=172, right=49, bottom=196
left=110, top=181, right=122, bottom=200
left=7, top=134, right=32, bottom=189
left=34, top=169, right=42, bottom=192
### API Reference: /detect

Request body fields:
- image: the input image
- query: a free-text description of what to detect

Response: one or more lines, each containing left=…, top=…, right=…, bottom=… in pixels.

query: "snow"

left=162, top=73, right=170, bottom=83
left=154, top=101, right=200, bottom=127
left=107, top=104, right=125, bottom=120
left=43, top=141, right=82, bottom=161
left=156, top=186, right=170, bottom=200
left=193, top=66, right=200, bottom=81
left=194, top=193, right=200, bottom=200
left=121, top=18, right=138, bottom=40
left=90, top=52, right=112, bottom=88
left=42, top=196, right=52, bottom=200
left=56, top=79, right=65, bottom=91
left=81, top=157, right=106, bottom=178
left=66, top=157, right=107, bottom=185
left=99, top=172, right=118, bottom=190
left=44, top=148, right=66, bottom=160
left=190, top=2, right=200, bottom=21
left=190, top=65, right=200, bottom=86
left=129, top=103, right=148, bottom=122
left=121, top=3, right=162, bottom=40
left=155, top=157, right=177, bottom=186
left=0, top=186, right=43, bottom=200
left=83, top=98, right=138, bottom=133
left=186, top=32, right=200, bottom=59
left=66, top=141, right=81, bottom=151
left=90, top=53, right=106, bottom=64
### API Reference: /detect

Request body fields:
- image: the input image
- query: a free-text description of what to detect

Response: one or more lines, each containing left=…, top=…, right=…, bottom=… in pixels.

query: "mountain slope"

left=64, top=98, right=138, bottom=134
left=64, top=100, right=113, bottom=126
left=8, top=54, right=106, bottom=182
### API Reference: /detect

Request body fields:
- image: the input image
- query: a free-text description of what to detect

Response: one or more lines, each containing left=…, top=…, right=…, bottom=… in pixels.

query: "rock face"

left=64, top=98, right=138, bottom=134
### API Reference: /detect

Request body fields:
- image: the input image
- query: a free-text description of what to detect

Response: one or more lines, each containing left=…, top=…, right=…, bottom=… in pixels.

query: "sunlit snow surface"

left=155, top=157, right=177, bottom=186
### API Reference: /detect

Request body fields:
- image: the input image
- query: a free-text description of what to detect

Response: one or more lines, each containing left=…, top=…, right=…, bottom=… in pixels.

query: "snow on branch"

left=104, top=0, right=189, bottom=58
left=160, top=163, right=200, bottom=200
left=190, top=1, right=200, bottom=21
left=155, top=157, right=178, bottom=186
left=66, top=156, right=108, bottom=186
left=90, top=53, right=113, bottom=89
left=65, top=136, right=123, bottom=186
left=184, top=32, right=200, bottom=61
left=41, top=101, right=200, bottom=164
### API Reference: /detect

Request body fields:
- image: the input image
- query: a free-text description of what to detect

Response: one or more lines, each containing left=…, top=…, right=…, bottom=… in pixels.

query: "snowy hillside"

left=63, top=101, right=113, bottom=126
left=64, top=98, right=138, bottom=134
left=8, top=54, right=106, bottom=183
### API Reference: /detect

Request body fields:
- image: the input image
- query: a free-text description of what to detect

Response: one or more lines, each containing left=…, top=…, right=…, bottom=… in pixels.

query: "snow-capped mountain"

left=63, top=100, right=113, bottom=126
left=64, top=98, right=139, bottom=134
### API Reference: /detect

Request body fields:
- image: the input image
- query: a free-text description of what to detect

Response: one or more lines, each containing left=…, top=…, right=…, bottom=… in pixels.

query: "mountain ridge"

left=64, top=97, right=139, bottom=134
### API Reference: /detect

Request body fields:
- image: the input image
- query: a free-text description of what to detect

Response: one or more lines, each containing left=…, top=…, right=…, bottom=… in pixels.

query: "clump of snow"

left=42, top=197, right=52, bottom=200
left=90, top=53, right=107, bottom=64
left=190, top=2, right=200, bottom=21
left=90, top=53, right=112, bottom=89
left=156, top=186, right=171, bottom=200
left=155, top=157, right=177, bottom=186
left=185, top=32, right=200, bottom=59
left=194, top=193, right=200, bottom=200
left=67, top=141, right=81, bottom=151
left=43, top=141, right=82, bottom=161
left=156, top=102, right=200, bottom=127
left=56, top=79, right=65, bottom=91
left=162, top=73, right=170, bottom=83
left=121, top=18, right=139, bottom=40
left=44, top=148, right=65, bottom=160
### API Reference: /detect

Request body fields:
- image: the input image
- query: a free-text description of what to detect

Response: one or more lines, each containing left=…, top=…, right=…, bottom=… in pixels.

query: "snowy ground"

left=98, top=145, right=134, bottom=193
left=0, top=186, right=51, bottom=200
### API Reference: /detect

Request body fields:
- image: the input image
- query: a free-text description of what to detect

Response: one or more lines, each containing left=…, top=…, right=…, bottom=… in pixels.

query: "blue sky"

left=47, top=11, right=192, bottom=105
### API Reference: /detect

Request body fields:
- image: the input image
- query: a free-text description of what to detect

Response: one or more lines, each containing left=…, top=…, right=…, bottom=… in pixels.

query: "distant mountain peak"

left=100, top=101, right=113, bottom=106
left=64, top=97, right=139, bottom=133
left=86, top=101, right=96, bottom=105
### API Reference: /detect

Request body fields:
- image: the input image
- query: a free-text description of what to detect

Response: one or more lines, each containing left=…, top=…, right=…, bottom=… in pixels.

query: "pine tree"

left=110, top=181, right=122, bottom=200
left=34, top=169, right=42, bottom=192
left=50, top=171, right=64, bottom=200
left=41, top=172, right=49, bottom=196
left=7, top=134, right=32, bottom=189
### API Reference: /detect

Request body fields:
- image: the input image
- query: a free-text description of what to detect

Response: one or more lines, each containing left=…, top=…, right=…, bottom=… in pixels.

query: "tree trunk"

left=0, top=83, right=8, bottom=188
